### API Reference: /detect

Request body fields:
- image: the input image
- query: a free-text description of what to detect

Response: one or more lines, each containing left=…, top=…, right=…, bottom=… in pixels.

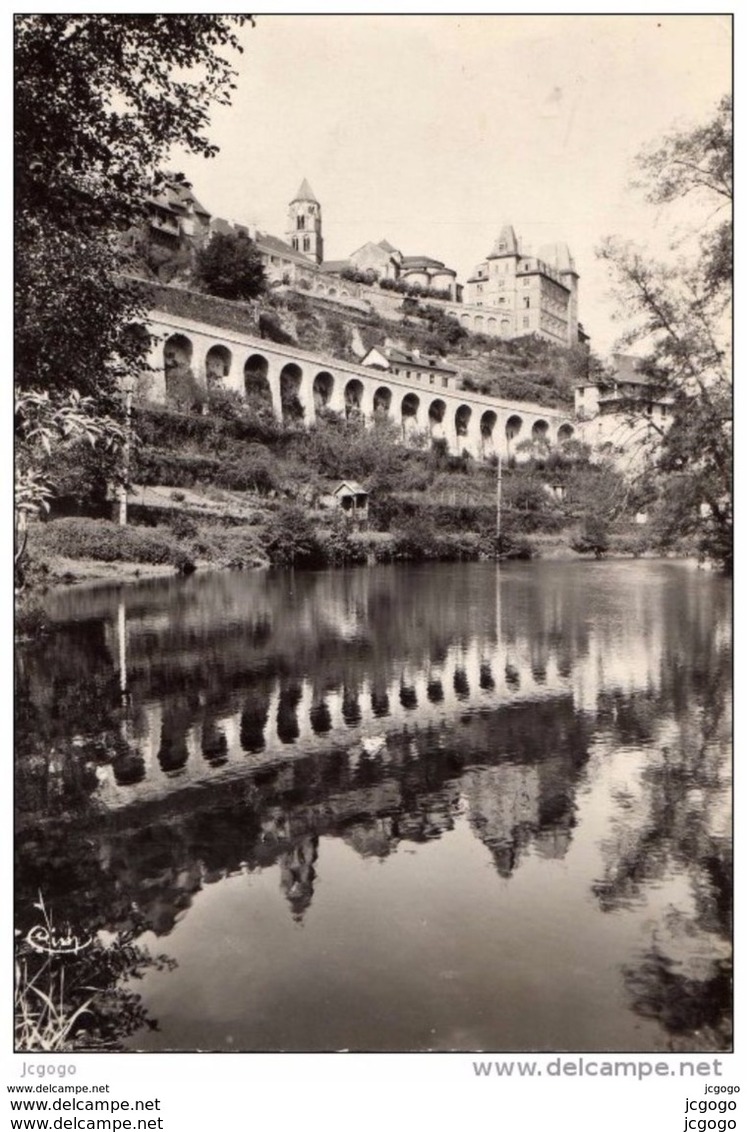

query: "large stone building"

left=145, top=179, right=582, bottom=345
left=463, top=224, right=580, bottom=347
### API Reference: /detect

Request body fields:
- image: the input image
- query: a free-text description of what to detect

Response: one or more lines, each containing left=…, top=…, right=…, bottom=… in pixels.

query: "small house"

left=320, top=480, right=369, bottom=524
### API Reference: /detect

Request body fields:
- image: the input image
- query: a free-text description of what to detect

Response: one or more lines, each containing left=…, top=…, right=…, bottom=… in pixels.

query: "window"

left=442, top=376, right=448, bottom=388
left=523, top=317, right=529, bottom=328
left=498, top=297, right=505, bottom=305
left=303, top=236, right=310, bottom=252
left=578, top=388, right=584, bottom=400
left=297, top=215, right=305, bottom=230
left=292, top=238, right=298, bottom=250
left=429, top=374, right=435, bottom=385
left=523, top=297, right=530, bottom=308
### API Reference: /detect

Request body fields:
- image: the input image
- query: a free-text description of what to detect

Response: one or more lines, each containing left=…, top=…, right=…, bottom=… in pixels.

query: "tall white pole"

left=496, top=454, right=503, bottom=546
left=118, top=386, right=133, bottom=527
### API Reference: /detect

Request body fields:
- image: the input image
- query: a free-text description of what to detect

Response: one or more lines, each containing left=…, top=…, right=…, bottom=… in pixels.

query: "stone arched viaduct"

left=145, top=309, right=576, bottom=461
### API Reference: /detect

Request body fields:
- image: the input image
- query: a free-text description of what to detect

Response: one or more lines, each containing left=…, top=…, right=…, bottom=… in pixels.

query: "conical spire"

left=489, top=224, right=519, bottom=257
left=292, top=178, right=319, bottom=205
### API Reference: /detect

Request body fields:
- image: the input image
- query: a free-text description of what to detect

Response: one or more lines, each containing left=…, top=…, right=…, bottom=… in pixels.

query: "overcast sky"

left=172, top=13, right=731, bottom=356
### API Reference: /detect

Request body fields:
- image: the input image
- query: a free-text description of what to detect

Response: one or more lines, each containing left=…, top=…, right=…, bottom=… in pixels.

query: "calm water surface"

left=15, top=561, right=732, bottom=1051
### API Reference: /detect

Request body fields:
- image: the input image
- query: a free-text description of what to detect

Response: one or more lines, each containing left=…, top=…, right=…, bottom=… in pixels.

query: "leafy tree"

left=265, top=504, right=320, bottom=567
left=15, top=390, right=126, bottom=582
left=194, top=231, right=266, bottom=301
left=16, top=15, right=248, bottom=398
left=571, top=517, right=610, bottom=560
left=598, top=95, right=732, bottom=570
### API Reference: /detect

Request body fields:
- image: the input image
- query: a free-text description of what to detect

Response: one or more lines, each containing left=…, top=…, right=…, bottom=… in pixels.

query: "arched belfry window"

left=297, top=215, right=305, bottom=230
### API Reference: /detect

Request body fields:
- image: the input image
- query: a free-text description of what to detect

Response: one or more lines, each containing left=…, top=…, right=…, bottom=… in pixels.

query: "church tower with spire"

left=287, top=178, right=323, bottom=265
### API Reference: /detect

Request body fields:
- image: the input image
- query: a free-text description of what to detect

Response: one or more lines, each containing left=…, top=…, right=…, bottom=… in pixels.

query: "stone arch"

left=500, top=318, right=511, bottom=337
left=313, top=371, right=334, bottom=410
left=373, top=386, right=392, bottom=420
left=428, top=399, right=446, bottom=440
left=460, top=313, right=471, bottom=328
left=455, top=404, right=472, bottom=438
left=401, top=392, right=420, bottom=438
left=244, top=353, right=273, bottom=411
left=506, top=414, right=523, bottom=444
left=558, top=422, right=575, bottom=443
left=280, top=362, right=304, bottom=421
left=532, top=419, right=549, bottom=441
left=205, top=344, right=231, bottom=388
left=344, top=378, right=364, bottom=419
left=474, top=315, right=484, bottom=333
left=341, top=289, right=350, bottom=298
left=328, top=287, right=337, bottom=297
left=480, top=410, right=497, bottom=455
left=487, top=317, right=497, bottom=334
left=163, top=333, right=195, bottom=406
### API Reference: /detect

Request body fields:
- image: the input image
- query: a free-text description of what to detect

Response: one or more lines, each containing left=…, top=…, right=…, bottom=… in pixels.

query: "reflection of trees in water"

left=17, top=564, right=732, bottom=1048
left=590, top=584, right=732, bottom=1050
left=623, top=949, right=731, bottom=1051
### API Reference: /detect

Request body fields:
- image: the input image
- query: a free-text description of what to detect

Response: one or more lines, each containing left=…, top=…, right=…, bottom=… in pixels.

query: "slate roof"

left=488, top=224, right=519, bottom=258
left=386, top=347, right=456, bottom=374
left=333, top=480, right=368, bottom=496
left=400, top=254, right=446, bottom=269
left=148, top=178, right=210, bottom=218
left=319, top=259, right=352, bottom=274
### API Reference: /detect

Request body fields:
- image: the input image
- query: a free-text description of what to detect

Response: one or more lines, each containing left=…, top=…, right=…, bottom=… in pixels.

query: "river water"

left=15, top=560, right=732, bottom=1052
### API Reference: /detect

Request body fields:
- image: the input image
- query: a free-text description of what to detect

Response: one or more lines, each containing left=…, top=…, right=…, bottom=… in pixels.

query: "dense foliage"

left=598, top=95, right=732, bottom=569
left=15, top=15, right=249, bottom=576
left=195, top=231, right=266, bottom=301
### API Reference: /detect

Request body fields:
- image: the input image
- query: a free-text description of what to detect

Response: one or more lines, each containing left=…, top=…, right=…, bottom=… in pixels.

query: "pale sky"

left=172, top=13, right=731, bottom=356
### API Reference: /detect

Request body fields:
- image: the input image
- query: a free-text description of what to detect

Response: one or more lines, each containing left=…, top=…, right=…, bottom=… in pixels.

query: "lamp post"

left=495, top=454, right=503, bottom=549
left=118, top=376, right=136, bottom=527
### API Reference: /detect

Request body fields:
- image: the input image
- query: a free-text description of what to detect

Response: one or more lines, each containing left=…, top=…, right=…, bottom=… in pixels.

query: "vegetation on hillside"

left=598, top=94, right=732, bottom=570
left=195, top=230, right=266, bottom=301
left=15, top=14, right=250, bottom=582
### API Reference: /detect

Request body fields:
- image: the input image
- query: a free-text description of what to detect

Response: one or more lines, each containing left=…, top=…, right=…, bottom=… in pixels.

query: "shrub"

left=133, top=448, right=222, bottom=487
left=189, top=523, right=265, bottom=569
left=258, top=311, right=296, bottom=345
left=29, top=518, right=194, bottom=570
left=320, top=514, right=368, bottom=566
left=571, top=517, right=610, bottom=559
left=264, top=503, right=323, bottom=567
left=215, top=445, right=280, bottom=494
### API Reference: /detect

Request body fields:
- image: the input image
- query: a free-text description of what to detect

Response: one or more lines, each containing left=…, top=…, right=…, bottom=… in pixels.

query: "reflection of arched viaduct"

left=147, top=310, right=576, bottom=459
left=96, top=631, right=579, bottom=811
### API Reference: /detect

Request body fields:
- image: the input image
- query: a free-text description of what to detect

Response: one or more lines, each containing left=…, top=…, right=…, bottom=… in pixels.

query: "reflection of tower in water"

left=279, top=834, right=319, bottom=922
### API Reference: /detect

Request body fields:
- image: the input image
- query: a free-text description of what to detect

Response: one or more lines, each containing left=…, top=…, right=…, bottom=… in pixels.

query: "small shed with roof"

left=320, top=480, right=370, bottom=523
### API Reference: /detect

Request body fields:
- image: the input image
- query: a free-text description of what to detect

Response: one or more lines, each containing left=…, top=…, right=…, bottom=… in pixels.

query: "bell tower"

left=287, top=178, right=323, bottom=265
